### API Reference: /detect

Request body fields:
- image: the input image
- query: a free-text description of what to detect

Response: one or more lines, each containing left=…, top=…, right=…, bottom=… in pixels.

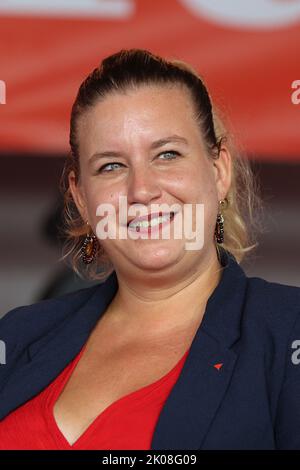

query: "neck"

left=105, top=247, right=223, bottom=336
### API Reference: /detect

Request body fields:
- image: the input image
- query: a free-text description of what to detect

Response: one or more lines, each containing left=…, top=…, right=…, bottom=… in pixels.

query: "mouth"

left=127, top=211, right=176, bottom=230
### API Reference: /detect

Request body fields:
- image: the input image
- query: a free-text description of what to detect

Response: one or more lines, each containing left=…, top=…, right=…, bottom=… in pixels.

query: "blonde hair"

left=59, top=49, right=265, bottom=281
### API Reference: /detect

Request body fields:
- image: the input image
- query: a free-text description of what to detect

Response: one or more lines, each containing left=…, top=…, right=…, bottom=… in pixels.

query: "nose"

left=126, top=164, right=162, bottom=206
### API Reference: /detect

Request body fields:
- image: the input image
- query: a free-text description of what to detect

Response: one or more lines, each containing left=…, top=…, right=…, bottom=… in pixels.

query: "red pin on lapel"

left=214, top=363, right=223, bottom=370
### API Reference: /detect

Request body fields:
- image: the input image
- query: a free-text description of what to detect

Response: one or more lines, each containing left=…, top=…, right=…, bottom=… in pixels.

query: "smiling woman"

left=59, top=48, right=261, bottom=282
left=1, top=49, right=300, bottom=451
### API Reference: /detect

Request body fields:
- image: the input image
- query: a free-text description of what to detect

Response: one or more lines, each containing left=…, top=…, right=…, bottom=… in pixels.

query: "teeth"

left=129, top=214, right=172, bottom=229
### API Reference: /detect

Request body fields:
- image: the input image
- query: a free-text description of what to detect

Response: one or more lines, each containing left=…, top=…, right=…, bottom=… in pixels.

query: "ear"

left=68, top=170, right=88, bottom=222
left=212, top=143, right=232, bottom=201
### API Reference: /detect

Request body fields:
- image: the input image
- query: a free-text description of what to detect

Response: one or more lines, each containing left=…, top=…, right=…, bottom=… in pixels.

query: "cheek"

left=192, top=160, right=218, bottom=201
left=168, top=165, right=215, bottom=202
left=174, top=165, right=218, bottom=232
left=84, top=186, right=120, bottom=222
left=162, top=166, right=200, bottom=196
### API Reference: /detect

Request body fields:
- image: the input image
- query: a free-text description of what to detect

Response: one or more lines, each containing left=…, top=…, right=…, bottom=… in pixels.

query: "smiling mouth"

left=127, top=211, right=176, bottom=231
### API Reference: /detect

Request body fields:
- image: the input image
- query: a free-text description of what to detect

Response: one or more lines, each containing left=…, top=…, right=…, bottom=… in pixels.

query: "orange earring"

left=81, top=222, right=99, bottom=264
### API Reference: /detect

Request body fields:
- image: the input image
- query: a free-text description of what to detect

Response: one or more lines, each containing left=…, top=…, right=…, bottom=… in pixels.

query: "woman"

left=0, top=49, right=300, bottom=451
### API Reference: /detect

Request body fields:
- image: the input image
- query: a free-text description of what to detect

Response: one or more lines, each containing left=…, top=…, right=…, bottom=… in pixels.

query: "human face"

left=69, top=84, right=231, bottom=277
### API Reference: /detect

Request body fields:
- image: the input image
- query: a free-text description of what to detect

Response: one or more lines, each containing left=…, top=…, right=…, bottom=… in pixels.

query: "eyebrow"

left=88, top=134, right=189, bottom=165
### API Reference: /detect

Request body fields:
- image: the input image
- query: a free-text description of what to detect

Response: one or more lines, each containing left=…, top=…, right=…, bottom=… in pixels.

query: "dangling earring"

left=215, top=198, right=228, bottom=244
left=81, top=222, right=99, bottom=264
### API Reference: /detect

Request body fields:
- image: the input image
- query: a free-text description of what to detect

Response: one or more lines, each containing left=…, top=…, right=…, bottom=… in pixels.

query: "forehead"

left=77, top=84, right=200, bottom=150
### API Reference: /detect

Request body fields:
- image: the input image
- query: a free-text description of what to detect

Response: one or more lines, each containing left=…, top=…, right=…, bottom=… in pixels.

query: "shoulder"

left=223, top=249, right=300, bottom=339
left=241, top=274, right=300, bottom=383
left=0, top=284, right=100, bottom=342
left=244, top=275, right=300, bottom=334
left=244, top=278, right=300, bottom=449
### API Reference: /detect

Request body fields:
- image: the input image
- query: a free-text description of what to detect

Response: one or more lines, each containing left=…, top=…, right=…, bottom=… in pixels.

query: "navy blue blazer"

left=1, top=248, right=300, bottom=450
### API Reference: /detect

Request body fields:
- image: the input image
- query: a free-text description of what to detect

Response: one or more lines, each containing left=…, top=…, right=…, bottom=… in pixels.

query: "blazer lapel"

left=0, top=247, right=247, bottom=452
left=151, top=250, right=247, bottom=450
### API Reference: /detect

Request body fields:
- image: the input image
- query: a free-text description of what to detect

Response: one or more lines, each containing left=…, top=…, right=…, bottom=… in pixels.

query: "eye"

left=97, top=162, right=124, bottom=173
left=157, top=150, right=180, bottom=160
left=97, top=150, right=180, bottom=174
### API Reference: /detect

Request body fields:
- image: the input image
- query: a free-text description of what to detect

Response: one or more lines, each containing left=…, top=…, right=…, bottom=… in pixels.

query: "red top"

left=0, top=343, right=190, bottom=450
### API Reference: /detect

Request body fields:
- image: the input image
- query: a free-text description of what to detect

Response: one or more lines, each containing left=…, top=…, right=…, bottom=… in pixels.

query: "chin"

left=131, top=245, right=182, bottom=271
